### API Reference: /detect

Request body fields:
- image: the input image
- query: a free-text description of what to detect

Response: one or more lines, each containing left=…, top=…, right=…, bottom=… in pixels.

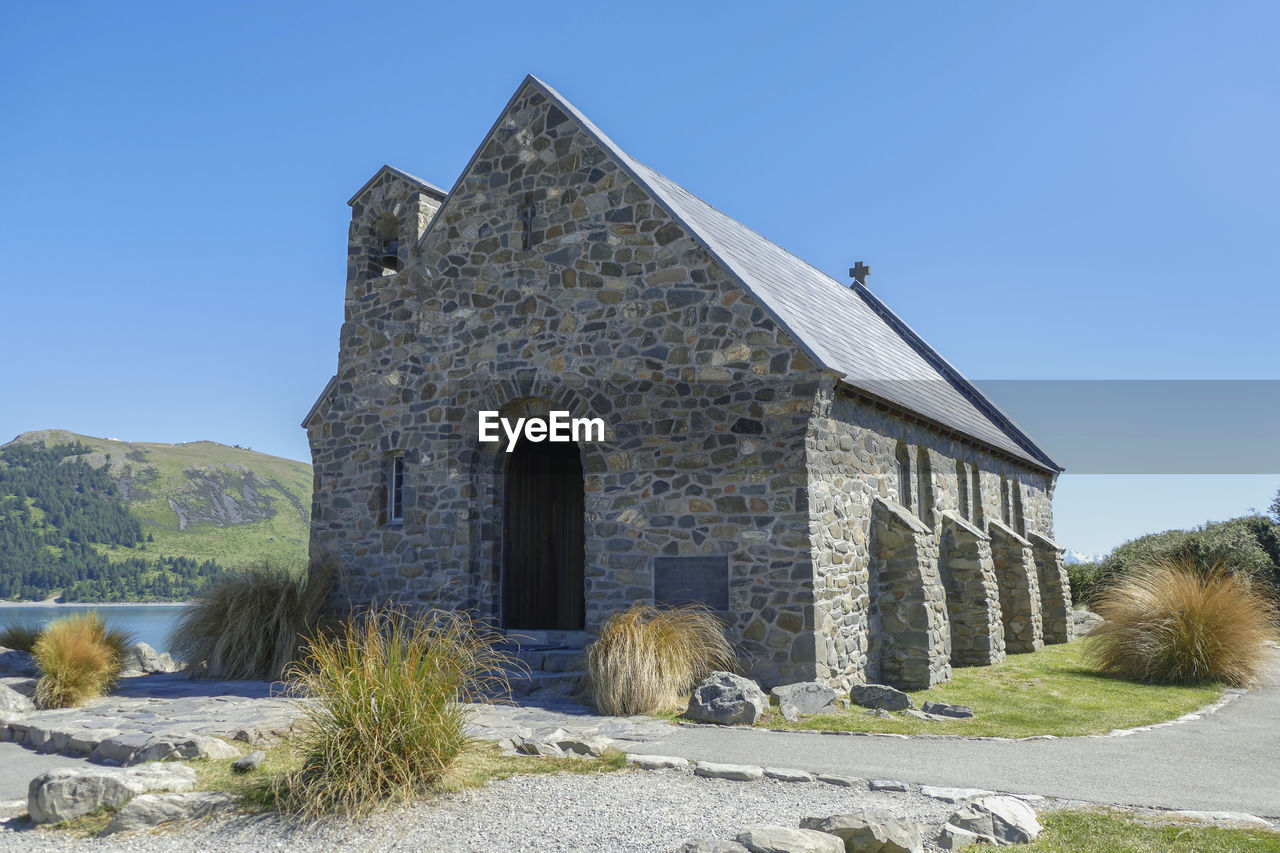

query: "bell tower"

left=345, top=165, right=447, bottom=295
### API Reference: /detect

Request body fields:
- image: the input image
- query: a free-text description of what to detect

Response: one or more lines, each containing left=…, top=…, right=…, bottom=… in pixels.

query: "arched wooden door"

left=502, top=440, right=585, bottom=630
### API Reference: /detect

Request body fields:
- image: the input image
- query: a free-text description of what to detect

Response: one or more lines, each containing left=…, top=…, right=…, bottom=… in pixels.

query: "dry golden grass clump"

left=32, top=612, right=133, bottom=708
left=586, top=603, right=737, bottom=716
left=278, top=607, right=512, bottom=818
left=168, top=561, right=331, bottom=681
left=1086, top=556, right=1279, bottom=686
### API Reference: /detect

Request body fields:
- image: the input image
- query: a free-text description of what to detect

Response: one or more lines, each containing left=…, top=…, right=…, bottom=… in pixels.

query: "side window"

left=956, top=460, right=969, bottom=521
left=1012, top=478, right=1026, bottom=536
left=915, top=446, right=934, bottom=526
left=895, top=441, right=912, bottom=512
left=1000, top=475, right=1011, bottom=525
left=387, top=454, right=405, bottom=524
left=971, top=466, right=985, bottom=526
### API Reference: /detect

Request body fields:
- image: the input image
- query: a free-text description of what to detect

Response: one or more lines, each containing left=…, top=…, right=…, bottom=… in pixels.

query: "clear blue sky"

left=2, top=2, right=1276, bottom=555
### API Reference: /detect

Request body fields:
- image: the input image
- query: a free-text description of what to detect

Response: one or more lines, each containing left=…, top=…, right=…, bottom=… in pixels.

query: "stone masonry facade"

left=305, top=77, right=1071, bottom=691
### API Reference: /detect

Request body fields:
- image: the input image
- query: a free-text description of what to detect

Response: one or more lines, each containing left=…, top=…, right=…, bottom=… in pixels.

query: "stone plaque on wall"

left=653, top=555, right=730, bottom=611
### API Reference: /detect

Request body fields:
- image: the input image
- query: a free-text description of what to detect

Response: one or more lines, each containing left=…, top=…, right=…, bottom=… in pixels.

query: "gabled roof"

left=347, top=165, right=447, bottom=207
left=522, top=78, right=1061, bottom=472
left=398, top=76, right=1061, bottom=473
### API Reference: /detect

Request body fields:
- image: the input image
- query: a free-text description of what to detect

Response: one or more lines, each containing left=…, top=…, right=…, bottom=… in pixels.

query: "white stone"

left=801, top=810, right=924, bottom=853
left=687, top=672, right=769, bottom=726
left=626, top=754, right=689, bottom=770
left=694, top=761, right=764, bottom=782
left=764, top=767, right=815, bottom=783
left=919, top=785, right=995, bottom=803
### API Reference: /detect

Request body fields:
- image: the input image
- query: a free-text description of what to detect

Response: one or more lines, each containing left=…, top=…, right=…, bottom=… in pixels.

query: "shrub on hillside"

left=0, top=622, right=43, bottom=653
left=1086, top=556, right=1279, bottom=686
left=1101, top=516, right=1280, bottom=593
left=168, top=561, right=331, bottom=681
left=1065, top=561, right=1106, bottom=606
left=279, top=607, right=510, bottom=818
left=33, top=612, right=132, bottom=708
left=586, top=603, right=738, bottom=716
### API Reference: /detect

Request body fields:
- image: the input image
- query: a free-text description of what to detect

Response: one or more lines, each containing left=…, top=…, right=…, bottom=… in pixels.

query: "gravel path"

left=0, top=769, right=978, bottom=852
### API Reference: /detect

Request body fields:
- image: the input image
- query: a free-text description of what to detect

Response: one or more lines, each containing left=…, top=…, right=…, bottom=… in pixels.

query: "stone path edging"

left=671, top=686, right=1243, bottom=742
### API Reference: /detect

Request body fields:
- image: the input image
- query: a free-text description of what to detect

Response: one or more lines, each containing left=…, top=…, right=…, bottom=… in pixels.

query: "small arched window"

left=956, top=460, right=969, bottom=520
left=1000, top=475, right=1012, bottom=525
left=371, top=212, right=401, bottom=274
left=971, top=466, right=985, bottom=526
left=916, top=446, right=934, bottom=526
left=1012, top=478, right=1026, bottom=535
left=895, top=441, right=912, bottom=512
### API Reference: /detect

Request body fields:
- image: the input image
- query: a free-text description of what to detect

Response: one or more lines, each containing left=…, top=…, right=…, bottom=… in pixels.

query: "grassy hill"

left=0, top=430, right=312, bottom=600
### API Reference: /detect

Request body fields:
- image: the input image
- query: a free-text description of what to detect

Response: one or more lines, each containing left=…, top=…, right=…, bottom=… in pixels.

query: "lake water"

left=0, top=604, right=186, bottom=653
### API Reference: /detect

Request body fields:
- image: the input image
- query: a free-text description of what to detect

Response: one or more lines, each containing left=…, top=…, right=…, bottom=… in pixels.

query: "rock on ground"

left=231, top=750, right=265, bottom=773
left=0, top=683, right=34, bottom=717
left=736, top=824, right=845, bottom=853
left=948, top=796, right=1042, bottom=845
left=921, top=701, right=973, bottom=719
left=770, top=682, right=838, bottom=721
left=852, top=685, right=913, bottom=711
left=27, top=764, right=197, bottom=824
left=681, top=842, right=750, bottom=853
left=103, top=791, right=238, bottom=835
left=687, top=672, right=769, bottom=725
left=801, top=809, right=925, bottom=853
left=695, top=762, right=765, bottom=782
left=120, top=642, right=183, bottom=677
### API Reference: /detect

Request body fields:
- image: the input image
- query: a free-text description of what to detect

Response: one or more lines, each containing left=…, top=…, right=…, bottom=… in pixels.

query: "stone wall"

left=939, top=512, right=1005, bottom=667
left=306, top=84, right=832, bottom=686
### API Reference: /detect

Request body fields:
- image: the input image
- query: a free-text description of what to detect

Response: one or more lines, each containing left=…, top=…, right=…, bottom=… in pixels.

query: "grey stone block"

left=694, top=761, right=764, bottom=782
left=735, top=825, right=844, bottom=853
left=801, top=809, right=925, bottom=853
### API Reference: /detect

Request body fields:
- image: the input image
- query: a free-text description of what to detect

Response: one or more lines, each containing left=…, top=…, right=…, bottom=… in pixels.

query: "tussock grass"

left=0, top=622, right=43, bottom=652
left=168, top=561, right=331, bottom=681
left=1086, top=557, right=1279, bottom=686
left=586, top=603, right=737, bottom=716
left=278, top=607, right=513, bottom=818
left=32, top=612, right=131, bottom=708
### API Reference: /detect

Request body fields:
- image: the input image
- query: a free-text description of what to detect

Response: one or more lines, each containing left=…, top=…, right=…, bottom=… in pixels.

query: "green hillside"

left=0, top=430, right=312, bottom=601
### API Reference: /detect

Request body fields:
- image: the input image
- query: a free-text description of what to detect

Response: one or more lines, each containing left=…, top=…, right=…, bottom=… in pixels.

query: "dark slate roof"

left=524, top=77, right=1061, bottom=472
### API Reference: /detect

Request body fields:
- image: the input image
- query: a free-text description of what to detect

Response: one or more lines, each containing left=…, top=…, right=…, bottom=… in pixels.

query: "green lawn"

left=1019, top=810, right=1280, bottom=852
left=761, top=641, right=1223, bottom=738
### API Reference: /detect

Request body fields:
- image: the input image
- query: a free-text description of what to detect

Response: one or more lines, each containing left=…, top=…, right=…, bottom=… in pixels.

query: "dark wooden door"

left=503, top=440, right=585, bottom=630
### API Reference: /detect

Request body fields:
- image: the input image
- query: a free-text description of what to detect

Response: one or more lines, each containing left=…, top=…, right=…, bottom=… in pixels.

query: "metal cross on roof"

left=849, top=261, right=871, bottom=287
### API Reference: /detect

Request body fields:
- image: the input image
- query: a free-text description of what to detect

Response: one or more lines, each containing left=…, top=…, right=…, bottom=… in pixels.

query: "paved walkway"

left=628, top=662, right=1280, bottom=818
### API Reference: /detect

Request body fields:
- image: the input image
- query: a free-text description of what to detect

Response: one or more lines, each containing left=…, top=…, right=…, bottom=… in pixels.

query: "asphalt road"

left=629, top=663, right=1280, bottom=818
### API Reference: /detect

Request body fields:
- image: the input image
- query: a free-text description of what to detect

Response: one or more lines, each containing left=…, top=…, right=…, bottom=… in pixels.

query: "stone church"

left=303, top=75, right=1071, bottom=691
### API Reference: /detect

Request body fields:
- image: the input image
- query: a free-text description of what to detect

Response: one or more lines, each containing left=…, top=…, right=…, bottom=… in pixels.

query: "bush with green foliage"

left=587, top=603, right=738, bottom=716
left=32, top=611, right=134, bottom=708
left=1065, top=561, right=1106, bottom=606
left=279, top=607, right=511, bottom=818
left=1100, top=515, right=1280, bottom=591
left=1086, top=556, right=1278, bottom=686
left=168, top=561, right=331, bottom=681
left=0, top=622, right=42, bottom=652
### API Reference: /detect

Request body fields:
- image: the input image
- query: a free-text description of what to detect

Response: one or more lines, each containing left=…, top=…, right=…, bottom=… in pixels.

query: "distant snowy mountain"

left=1064, top=549, right=1107, bottom=565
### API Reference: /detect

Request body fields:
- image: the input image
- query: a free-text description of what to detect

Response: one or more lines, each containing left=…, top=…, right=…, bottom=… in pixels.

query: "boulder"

left=92, top=731, right=154, bottom=764
left=120, top=642, right=183, bottom=677
left=231, top=750, right=266, bottom=773
left=553, top=734, right=614, bottom=758
left=735, top=825, right=844, bottom=853
left=851, top=684, right=913, bottom=711
left=771, top=681, right=838, bottom=721
left=921, top=701, right=974, bottom=719
left=514, top=738, right=565, bottom=758
left=1071, top=609, right=1104, bottom=638
left=694, top=761, right=765, bottom=782
left=0, top=682, right=34, bottom=716
left=801, top=810, right=924, bottom=853
left=0, top=648, right=39, bottom=677
left=687, top=672, right=769, bottom=725
left=102, top=791, right=238, bottom=835
left=680, top=841, right=750, bottom=853
left=27, top=764, right=196, bottom=824
left=948, top=796, right=1042, bottom=845
left=133, top=734, right=241, bottom=764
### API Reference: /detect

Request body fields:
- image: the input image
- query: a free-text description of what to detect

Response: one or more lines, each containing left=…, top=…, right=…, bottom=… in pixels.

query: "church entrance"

left=502, top=440, right=585, bottom=630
